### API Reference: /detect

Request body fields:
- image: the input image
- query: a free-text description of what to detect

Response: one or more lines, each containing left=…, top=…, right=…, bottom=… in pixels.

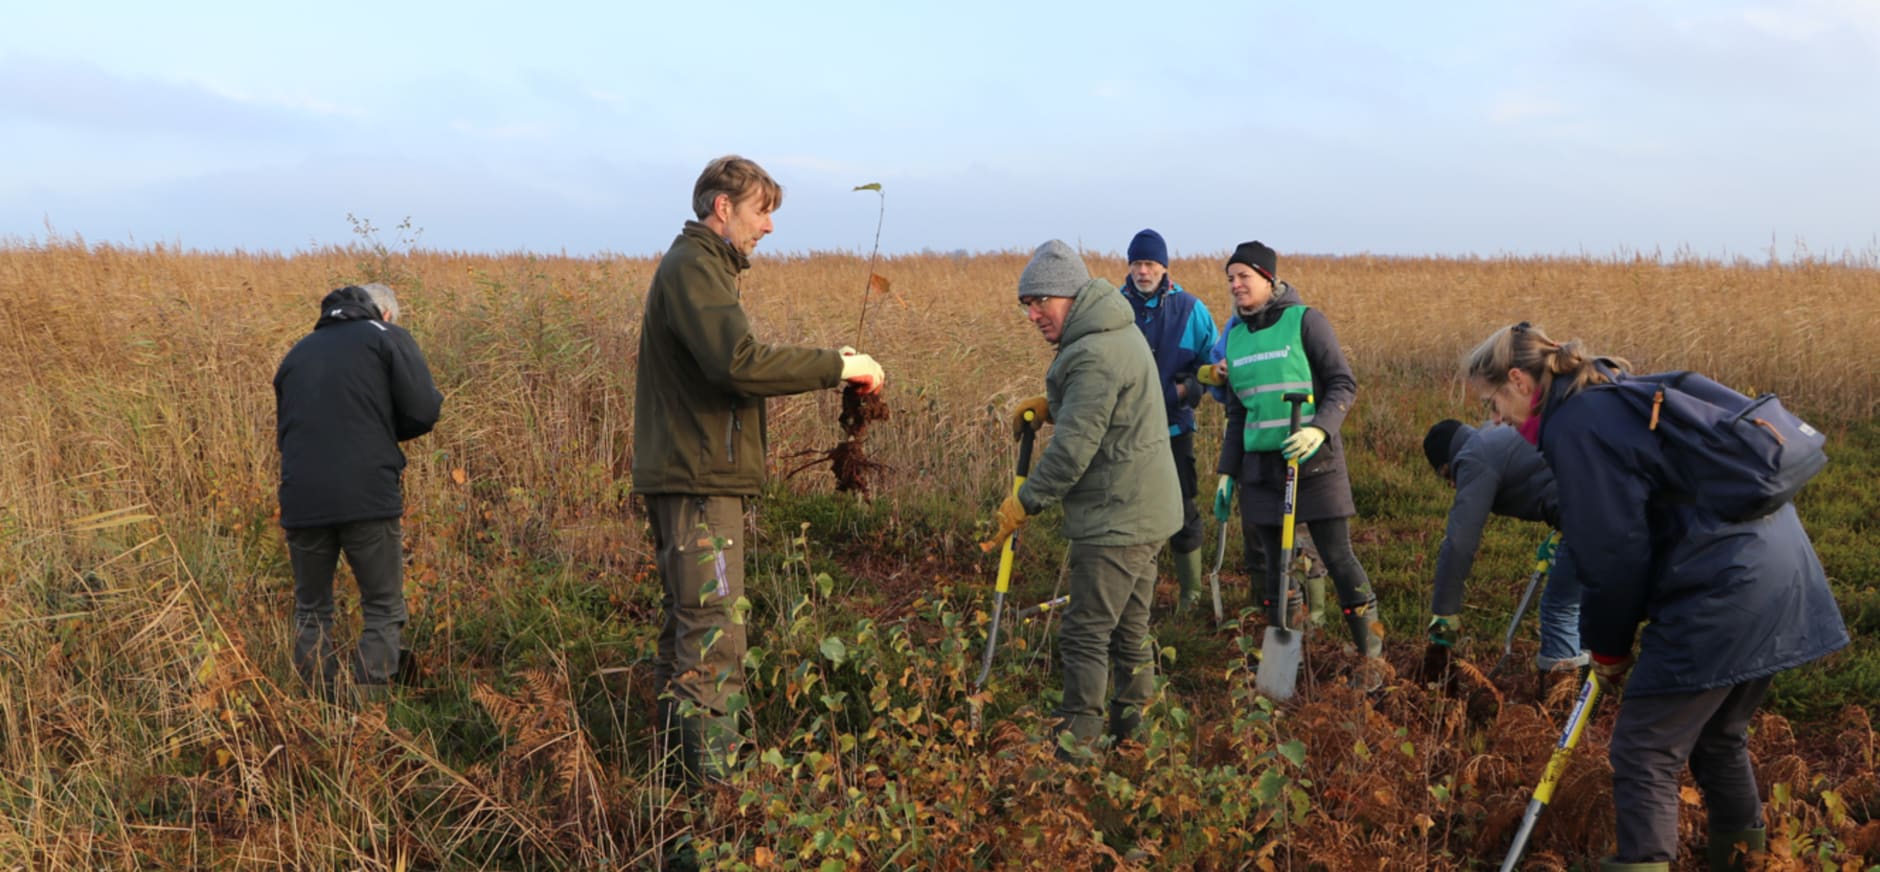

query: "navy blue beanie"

left=1126, top=229, right=1169, bottom=267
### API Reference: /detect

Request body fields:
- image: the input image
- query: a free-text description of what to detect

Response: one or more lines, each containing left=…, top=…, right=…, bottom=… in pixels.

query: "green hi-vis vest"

left=1225, top=305, right=1316, bottom=452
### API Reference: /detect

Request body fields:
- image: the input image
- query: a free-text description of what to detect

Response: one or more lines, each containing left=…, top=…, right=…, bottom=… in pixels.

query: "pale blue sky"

left=4, top=1, right=1877, bottom=259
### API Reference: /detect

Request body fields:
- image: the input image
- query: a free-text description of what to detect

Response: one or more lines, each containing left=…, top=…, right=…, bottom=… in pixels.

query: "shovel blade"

left=1208, top=519, right=1230, bottom=623
left=1209, top=570, right=1225, bottom=624
left=1255, top=627, right=1303, bottom=700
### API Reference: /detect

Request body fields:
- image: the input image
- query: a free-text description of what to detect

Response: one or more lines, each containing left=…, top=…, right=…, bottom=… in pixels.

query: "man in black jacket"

left=274, top=283, right=443, bottom=701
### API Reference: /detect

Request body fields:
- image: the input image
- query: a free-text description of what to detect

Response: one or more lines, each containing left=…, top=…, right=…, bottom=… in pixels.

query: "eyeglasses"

left=1018, top=296, right=1049, bottom=309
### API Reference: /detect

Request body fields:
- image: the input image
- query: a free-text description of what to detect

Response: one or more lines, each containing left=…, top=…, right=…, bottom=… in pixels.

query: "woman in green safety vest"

left=1202, top=241, right=1387, bottom=684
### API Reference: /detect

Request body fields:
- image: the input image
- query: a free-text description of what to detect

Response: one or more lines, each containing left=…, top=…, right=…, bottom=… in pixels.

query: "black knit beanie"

left=1423, top=419, right=1471, bottom=476
left=1227, top=240, right=1278, bottom=281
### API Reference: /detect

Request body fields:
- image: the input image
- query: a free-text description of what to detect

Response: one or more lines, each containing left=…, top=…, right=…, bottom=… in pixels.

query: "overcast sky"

left=4, top=0, right=1878, bottom=260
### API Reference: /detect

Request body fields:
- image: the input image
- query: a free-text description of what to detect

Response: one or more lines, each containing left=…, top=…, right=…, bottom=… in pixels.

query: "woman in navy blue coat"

left=1462, top=322, right=1847, bottom=871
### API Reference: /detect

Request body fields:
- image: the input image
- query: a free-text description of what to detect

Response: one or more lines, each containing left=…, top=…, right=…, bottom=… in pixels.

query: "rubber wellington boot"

left=1054, top=714, right=1107, bottom=761
left=676, top=713, right=741, bottom=785
left=1705, top=826, right=1767, bottom=871
left=1304, top=575, right=1329, bottom=629
left=1263, top=590, right=1308, bottom=630
left=1107, top=700, right=1143, bottom=745
left=1343, top=598, right=1388, bottom=691
left=1343, top=598, right=1386, bottom=659
left=1598, top=860, right=1669, bottom=872
left=1172, top=547, right=1204, bottom=616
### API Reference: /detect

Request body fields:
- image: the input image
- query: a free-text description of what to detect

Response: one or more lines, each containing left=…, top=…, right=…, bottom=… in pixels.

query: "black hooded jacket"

left=274, top=286, right=443, bottom=528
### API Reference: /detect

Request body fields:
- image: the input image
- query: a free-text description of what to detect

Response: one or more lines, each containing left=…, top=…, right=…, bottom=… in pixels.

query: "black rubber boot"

left=1107, top=700, right=1143, bottom=745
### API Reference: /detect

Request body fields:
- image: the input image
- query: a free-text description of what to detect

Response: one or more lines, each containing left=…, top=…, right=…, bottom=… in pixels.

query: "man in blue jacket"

left=1119, top=229, right=1218, bottom=615
left=275, top=283, right=443, bottom=703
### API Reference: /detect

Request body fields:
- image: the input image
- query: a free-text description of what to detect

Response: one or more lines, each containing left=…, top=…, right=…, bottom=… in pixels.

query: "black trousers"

left=1169, top=431, right=1203, bottom=554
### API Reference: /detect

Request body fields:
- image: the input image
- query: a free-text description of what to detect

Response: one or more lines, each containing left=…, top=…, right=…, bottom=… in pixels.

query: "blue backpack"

left=1596, top=371, right=1828, bottom=521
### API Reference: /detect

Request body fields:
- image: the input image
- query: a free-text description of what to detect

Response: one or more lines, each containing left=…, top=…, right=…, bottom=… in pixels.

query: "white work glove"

left=839, top=348, right=884, bottom=394
left=1212, top=474, right=1235, bottom=522
left=1280, top=426, right=1327, bottom=462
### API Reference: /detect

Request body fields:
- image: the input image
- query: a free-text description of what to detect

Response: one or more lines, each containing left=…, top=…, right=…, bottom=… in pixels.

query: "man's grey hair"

left=361, top=283, right=400, bottom=323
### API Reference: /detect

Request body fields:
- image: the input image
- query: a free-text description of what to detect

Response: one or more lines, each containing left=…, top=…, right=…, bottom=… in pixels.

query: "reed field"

left=2, top=236, right=1878, bottom=870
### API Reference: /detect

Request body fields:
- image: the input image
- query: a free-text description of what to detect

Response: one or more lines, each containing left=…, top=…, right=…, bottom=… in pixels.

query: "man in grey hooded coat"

left=983, top=240, right=1182, bottom=748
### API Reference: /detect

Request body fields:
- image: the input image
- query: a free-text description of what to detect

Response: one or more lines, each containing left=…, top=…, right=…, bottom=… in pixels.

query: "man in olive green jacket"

left=633, top=155, right=886, bottom=786
left=984, top=239, right=1182, bottom=749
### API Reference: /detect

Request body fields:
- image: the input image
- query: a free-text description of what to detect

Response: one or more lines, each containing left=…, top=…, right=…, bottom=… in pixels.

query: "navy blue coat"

left=1539, top=379, right=1847, bottom=696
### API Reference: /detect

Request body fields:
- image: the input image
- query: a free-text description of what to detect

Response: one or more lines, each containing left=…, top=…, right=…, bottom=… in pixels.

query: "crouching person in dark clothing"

left=1464, top=322, right=1848, bottom=871
left=274, top=283, right=443, bottom=703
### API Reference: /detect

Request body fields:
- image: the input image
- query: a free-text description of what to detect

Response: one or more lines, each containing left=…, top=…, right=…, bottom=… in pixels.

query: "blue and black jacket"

left=1121, top=275, right=1218, bottom=436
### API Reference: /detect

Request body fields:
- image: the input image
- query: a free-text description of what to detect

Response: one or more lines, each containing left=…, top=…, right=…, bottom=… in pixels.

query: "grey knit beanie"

left=1017, top=239, right=1090, bottom=300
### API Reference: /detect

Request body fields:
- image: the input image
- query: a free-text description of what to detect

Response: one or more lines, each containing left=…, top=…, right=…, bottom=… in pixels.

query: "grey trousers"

left=1054, top=540, right=1161, bottom=739
left=285, top=518, right=407, bottom=690
left=645, top=495, right=747, bottom=716
left=1608, top=677, right=1772, bottom=862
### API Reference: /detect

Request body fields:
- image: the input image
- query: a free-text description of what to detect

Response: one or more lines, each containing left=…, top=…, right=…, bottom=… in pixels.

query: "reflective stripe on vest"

left=1225, top=306, right=1316, bottom=452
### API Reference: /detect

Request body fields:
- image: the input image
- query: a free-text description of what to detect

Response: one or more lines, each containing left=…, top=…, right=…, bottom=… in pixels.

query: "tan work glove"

left=1010, top=395, right=1050, bottom=439
left=979, top=492, right=1030, bottom=552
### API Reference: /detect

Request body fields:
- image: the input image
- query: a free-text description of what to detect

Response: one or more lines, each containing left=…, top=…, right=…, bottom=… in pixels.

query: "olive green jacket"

left=1019, top=278, right=1183, bottom=546
left=631, top=221, right=842, bottom=496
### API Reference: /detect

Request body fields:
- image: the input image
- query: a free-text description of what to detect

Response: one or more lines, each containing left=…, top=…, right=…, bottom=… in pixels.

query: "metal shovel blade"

left=1208, top=519, right=1229, bottom=624
left=1255, top=626, right=1303, bottom=701
left=1254, top=538, right=1302, bottom=701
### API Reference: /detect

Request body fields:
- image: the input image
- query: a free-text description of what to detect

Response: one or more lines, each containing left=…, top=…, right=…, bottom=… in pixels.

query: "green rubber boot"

left=1304, top=574, right=1329, bottom=629
left=1053, top=714, right=1107, bottom=761
left=1706, top=826, right=1766, bottom=871
left=1343, top=598, right=1386, bottom=659
left=1172, top=547, right=1204, bottom=615
left=676, top=713, right=741, bottom=785
left=1344, top=598, right=1388, bottom=691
